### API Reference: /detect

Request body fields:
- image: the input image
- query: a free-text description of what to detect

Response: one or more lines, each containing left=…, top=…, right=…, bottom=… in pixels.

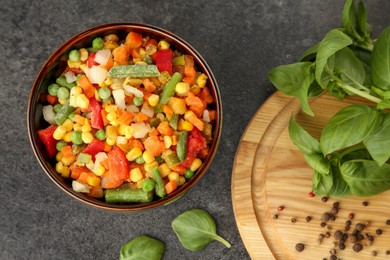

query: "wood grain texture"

left=232, top=91, right=390, bottom=260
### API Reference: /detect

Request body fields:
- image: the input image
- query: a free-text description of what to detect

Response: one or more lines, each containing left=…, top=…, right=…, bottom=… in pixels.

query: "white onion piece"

left=94, top=49, right=111, bottom=66
left=141, top=105, right=154, bottom=118
left=65, top=71, right=77, bottom=83
left=126, top=104, right=139, bottom=113
left=123, top=85, right=144, bottom=97
left=42, top=105, right=55, bottom=125
left=72, top=180, right=91, bottom=193
left=112, top=89, right=126, bottom=110
left=86, top=66, right=108, bottom=85
left=202, top=109, right=211, bottom=122
left=131, top=122, right=150, bottom=139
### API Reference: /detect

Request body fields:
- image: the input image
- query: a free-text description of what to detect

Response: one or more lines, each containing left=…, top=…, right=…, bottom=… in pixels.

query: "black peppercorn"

left=346, top=220, right=352, bottom=226
left=322, top=212, right=331, bottom=222
left=333, top=202, right=339, bottom=208
left=353, top=243, right=363, bottom=252
left=386, top=219, right=390, bottom=225
left=321, top=222, right=327, bottom=227
left=322, top=196, right=328, bottom=202
left=376, top=229, right=382, bottom=235
left=331, top=207, right=339, bottom=215
left=338, top=243, right=346, bottom=250
left=355, top=223, right=365, bottom=232
left=291, top=218, right=296, bottom=223
left=330, top=255, right=337, bottom=260
left=372, top=250, right=378, bottom=256
left=306, top=216, right=312, bottom=222
left=362, top=201, right=369, bottom=206
left=295, top=243, right=305, bottom=252
left=330, top=248, right=337, bottom=255
left=334, top=230, right=343, bottom=240
left=273, top=214, right=278, bottom=219
left=386, top=250, right=390, bottom=255
left=348, top=235, right=357, bottom=243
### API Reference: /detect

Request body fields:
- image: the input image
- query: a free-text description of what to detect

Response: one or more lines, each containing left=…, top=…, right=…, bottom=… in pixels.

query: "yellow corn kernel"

left=82, top=132, right=94, bottom=144
left=190, top=85, right=201, bottom=95
left=73, top=123, right=83, bottom=132
left=144, top=161, right=159, bottom=173
left=105, top=104, right=117, bottom=113
left=168, top=172, right=180, bottom=185
left=178, top=119, right=194, bottom=132
left=190, top=158, right=202, bottom=172
left=118, top=124, right=127, bottom=136
left=92, top=164, right=106, bottom=176
left=184, top=110, right=196, bottom=121
left=81, top=124, right=92, bottom=133
left=56, top=152, right=63, bottom=162
left=104, top=41, right=118, bottom=50
left=67, top=60, right=81, bottom=68
left=196, top=73, right=208, bottom=88
left=179, top=176, right=186, bottom=186
left=76, top=94, right=90, bottom=109
left=72, top=115, right=86, bottom=125
left=142, top=150, right=155, bottom=164
left=158, top=163, right=171, bottom=178
left=124, top=77, right=143, bottom=86
left=175, top=82, right=190, bottom=96
left=104, top=77, right=113, bottom=86
left=106, top=111, right=117, bottom=122
left=80, top=64, right=87, bottom=71
left=163, top=136, right=172, bottom=149
left=63, top=132, right=72, bottom=143
left=171, top=134, right=177, bottom=146
left=87, top=176, right=101, bottom=187
left=136, top=180, right=144, bottom=189
left=79, top=48, right=88, bottom=62
left=62, top=119, right=74, bottom=132
left=58, top=98, right=68, bottom=105
left=61, top=165, right=70, bottom=178
left=124, top=125, right=133, bottom=139
left=53, top=125, right=67, bottom=140
left=158, top=40, right=170, bottom=50
left=106, top=137, right=116, bottom=146
left=148, top=94, right=160, bottom=107
left=130, top=168, right=143, bottom=182
left=168, top=97, right=187, bottom=115
left=61, top=155, right=76, bottom=166
left=104, top=34, right=119, bottom=42
left=106, top=125, right=118, bottom=139
left=110, top=119, right=120, bottom=127
left=55, top=161, right=64, bottom=173
left=126, top=147, right=143, bottom=161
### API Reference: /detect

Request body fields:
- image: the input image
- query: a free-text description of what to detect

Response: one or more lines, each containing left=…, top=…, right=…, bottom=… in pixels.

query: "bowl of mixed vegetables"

left=27, top=23, right=222, bottom=211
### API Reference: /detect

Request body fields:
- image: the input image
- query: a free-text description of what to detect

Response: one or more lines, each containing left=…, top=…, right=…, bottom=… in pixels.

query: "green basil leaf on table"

left=304, top=153, right=330, bottom=175
left=312, top=166, right=351, bottom=198
left=171, top=209, right=231, bottom=251
left=371, top=26, right=390, bottom=90
left=268, top=62, right=315, bottom=116
left=120, top=235, right=165, bottom=260
left=340, top=159, right=390, bottom=196
left=288, top=117, right=321, bottom=154
left=320, top=104, right=380, bottom=155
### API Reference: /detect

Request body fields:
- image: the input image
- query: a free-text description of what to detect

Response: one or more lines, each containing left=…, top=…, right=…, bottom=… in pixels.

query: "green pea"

left=68, top=49, right=80, bottom=62
left=70, top=131, right=83, bottom=145
left=135, top=156, right=145, bottom=164
left=57, top=87, right=70, bottom=100
left=53, top=104, right=62, bottom=113
left=68, top=112, right=75, bottom=119
left=142, top=178, right=156, bottom=192
left=48, top=83, right=60, bottom=96
left=133, top=96, right=143, bottom=106
left=95, top=129, right=106, bottom=140
left=56, top=140, right=68, bottom=152
left=184, top=169, right=194, bottom=179
left=98, top=87, right=111, bottom=100
left=92, top=37, right=104, bottom=50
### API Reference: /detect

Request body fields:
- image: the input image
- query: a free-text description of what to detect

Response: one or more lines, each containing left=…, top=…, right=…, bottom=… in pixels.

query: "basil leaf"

left=334, top=47, right=366, bottom=89
left=315, top=29, right=353, bottom=88
left=340, top=160, right=390, bottom=196
left=268, top=62, right=314, bottom=116
left=312, top=166, right=351, bottom=198
left=320, top=104, right=380, bottom=155
left=304, top=153, right=330, bottom=175
left=363, top=112, right=390, bottom=166
left=288, top=117, right=321, bottom=154
left=371, top=26, right=390, bottom=90
left=300, top=41, right=320, bottom=62
left=312, top=170, right=333, bottom=196
left=120, top=235, right=165, bottom=260
left=172, top=209, right=231, bottom=251
left=342, top=0, right=359, bottom=39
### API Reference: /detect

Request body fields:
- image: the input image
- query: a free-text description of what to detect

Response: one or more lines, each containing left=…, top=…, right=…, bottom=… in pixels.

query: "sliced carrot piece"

left=165, top=180, right=178, bottom=194
left=157, top=121, right=173, bottom=136
left=144, top=136, right=165, bottom=157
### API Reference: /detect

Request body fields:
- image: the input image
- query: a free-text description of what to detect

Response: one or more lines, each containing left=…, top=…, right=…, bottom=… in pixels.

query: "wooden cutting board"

left=231, top=91, right=390, bottom=260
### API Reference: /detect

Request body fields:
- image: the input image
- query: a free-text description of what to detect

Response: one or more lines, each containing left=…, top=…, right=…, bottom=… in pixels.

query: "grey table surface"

left=1, top=0, right=389, bottom=259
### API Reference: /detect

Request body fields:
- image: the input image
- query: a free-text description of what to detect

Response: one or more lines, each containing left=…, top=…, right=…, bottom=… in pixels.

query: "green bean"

left=159, top=72, right=183, bottom=105
left=108, top=64, right=160, bottom=78
left=176, top=131, right=188, bottom=162
left=54, top=101, right=74, bottom=125
left=56, top=76, right=76, bottom=90
left=169, top=113, right=179, bottom=130
left=142, top=178, right=156, bottom=192
left=151, top=166, right=166, bottom=198
left=105, top=189, right=154, bottom=204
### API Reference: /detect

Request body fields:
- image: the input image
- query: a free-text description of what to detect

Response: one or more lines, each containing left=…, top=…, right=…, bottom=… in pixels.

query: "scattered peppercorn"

left=346, top=220, right=352, bottom=226
left=334, top=230, right=343, bottom=240
left=362, top=201, right=369, bottom=206
left=386, top=219, right=390, bottom=225
left=322, top=196, right=328, bottom=202
left=331, top=207, right=339, bottom=215
left=353, top=243, right=363, bottom=252
left=338, top=243, right=346, bottom=250
left=278, top=206, right=284, bottom=211
left=330, top=248, right=337, bottom=255
left=325, top=232, right=330, bottom=238
left=333, top=202, right=339, bottom=208
left=386, top=250, right=390, bottom=255
left=356, top=223, right=365, bottom=232
left=291, top=218, right=297, bottom=223
left=319, top=234, right=325, bottom=239
left=309, top=191, right=315, bottom=197
left=348, top=213, right=355, bottom=220
left=295, top=243, right=305, bottom=252
left=306, top=216, right=312, bottom=222
left=321, top=222, right=327, bottom=227
left=273, top=214, right=278, bottom=219
left=376, top=229, right=383, bottom=235
left=322, top=212, right=331, bottom=222
left=371, top=250, right=377, bottom=256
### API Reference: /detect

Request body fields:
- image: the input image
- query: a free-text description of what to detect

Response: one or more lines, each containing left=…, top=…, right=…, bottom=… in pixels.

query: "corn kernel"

left=73, top=123, right=83, bottom=132
left=190, top=85, right=201, bottom=95
left=67, top=60, right=81, bottom=68
left=104, top=77, right=113, bottom=86
left=179, top=176, right=186, bottom=186
left=158, top=40, right=170, bottom=50
left=169, top=97, right=187, bottom=115
left=87, top=176, right=101, bottom=187
left=130, top=168, right=143, bottom=182
left=124, top=77, right=143, bottom=86
left=124, top=125, right=133, bottom=139
left=58, top=98, right=68, bottom=105
left=63, top=132, right=72, bottom=143
left=118, top=124, right=127, bottom=136
left=55, top=161, right=64, bottom=173
left=56, top=152, right=63, bottom=162
left=82, top=132, right=94, bottom=144
left=61, top=155, right=76, bottom=166
left=148, top=94, right=160, bottom=107
left=72, top=115, right=86, bottom=125
left=53, top=125, right=67, bottom=140
left=196, top=73, right=208, bottom=88
left=126, top=147, right=143, bottom=161
left=92, top=164, right=106, bottom=176
left=62, top=119, right=74, bottom=132
left=144, top=161, right=159, bottom=173
left=142, top=150, right=155, bottom=164
left=175, top=82, right=190, bottom=96
left=168, top=172, right=180, bottom=185
left=136, top=180, right=144, bottom=189
left=76, top=94, right=90, bottom=109
left=79, top=48, right=88, bottom=62
left=106, top=137, right=116, bottom=146
left=110, top=120, right=119, bottom=127
left=105, top=104, right=117, bottom=113
left=106, top=111, right=117, bottom=122
left=61, top=165, right=70, bottom=178
left=178, top=119, right=194, bottom=131
left=171, top=134, right=177, bottom=146
left=158, top=163, right=171, bottom=178
left=163, top=136, right=172, bottom=149
left=81, top=124, right=92, bottom=133
left=106, top=125, right=118, bottom=139
left=104, top=41, right=118, bottom=50
left=190, top=158, right=202, bottom=172
left=184, top=110, right=196, bottom=121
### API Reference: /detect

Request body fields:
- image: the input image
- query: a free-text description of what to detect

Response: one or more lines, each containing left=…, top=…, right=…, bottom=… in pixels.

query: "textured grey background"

left=1, top=0, right=389, bottom=259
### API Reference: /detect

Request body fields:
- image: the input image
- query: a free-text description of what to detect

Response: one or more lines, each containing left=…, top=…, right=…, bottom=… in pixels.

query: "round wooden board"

left=231, top=91, right=390, bottom=260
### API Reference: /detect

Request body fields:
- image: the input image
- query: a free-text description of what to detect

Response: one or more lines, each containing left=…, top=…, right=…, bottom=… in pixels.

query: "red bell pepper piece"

left=37, top=125, right=58, bottom=158
left=82, top=139, right=105, bottom=159
left=180, top=128, right=207, bottom=168
left=64, top=66, right=84, bottom=75
left=87, top=52, right=99, bottom=68
left=88, top=97, right=104, bottom=129
left=108, top=146, right=130, bottom=182
left=155, top=49, right=173, bottom=75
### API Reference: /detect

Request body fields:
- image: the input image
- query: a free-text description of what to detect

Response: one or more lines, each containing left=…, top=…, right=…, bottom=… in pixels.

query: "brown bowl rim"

left=27, top=22, right=222, bottom=211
